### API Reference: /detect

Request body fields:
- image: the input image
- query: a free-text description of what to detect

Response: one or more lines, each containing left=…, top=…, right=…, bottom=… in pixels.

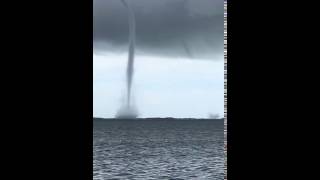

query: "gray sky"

left=94, top=0, right=224, bottom=60
left=93, top=0, right=224, bottom=118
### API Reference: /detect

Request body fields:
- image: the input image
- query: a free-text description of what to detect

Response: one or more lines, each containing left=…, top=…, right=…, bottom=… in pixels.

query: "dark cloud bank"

left=93, top=0, right=224, bottom=60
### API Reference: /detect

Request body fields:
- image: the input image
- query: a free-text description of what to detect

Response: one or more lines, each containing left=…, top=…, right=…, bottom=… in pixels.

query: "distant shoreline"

left=93, top=117, right=224, bottom=121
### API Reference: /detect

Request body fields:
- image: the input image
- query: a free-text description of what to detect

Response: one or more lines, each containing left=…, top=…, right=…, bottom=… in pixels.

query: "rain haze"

left=93, top=0, right=224, bottom=118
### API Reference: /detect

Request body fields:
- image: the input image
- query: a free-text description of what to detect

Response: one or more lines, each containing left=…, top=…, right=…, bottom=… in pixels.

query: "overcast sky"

left=93, top=0, right=224, bottom=118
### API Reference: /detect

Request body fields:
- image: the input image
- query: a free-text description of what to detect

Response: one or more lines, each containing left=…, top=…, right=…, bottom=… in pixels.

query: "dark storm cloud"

left=93, top=0, right=224, bottom=60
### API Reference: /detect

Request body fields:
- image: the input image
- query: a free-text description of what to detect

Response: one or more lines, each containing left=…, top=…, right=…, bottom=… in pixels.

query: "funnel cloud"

left=115, top=0, right=138, bottom=118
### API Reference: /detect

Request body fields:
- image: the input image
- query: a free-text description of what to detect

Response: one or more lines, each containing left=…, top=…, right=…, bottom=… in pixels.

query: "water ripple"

left=93, top=119, right=224, bottom=179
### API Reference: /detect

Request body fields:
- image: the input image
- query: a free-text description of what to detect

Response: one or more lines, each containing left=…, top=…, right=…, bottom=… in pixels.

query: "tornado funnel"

left=115, top=0, right=138, bottom=119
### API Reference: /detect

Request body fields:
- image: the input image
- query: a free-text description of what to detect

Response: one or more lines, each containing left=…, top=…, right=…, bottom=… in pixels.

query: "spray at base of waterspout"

left=115, top=105, right=139, bottom=119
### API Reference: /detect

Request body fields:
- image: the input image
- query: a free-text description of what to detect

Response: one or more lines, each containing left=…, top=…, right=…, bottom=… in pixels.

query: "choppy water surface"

left=93, top=119, right=224, bottom=180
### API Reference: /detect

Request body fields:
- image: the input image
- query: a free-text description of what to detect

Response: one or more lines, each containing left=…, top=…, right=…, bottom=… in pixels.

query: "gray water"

left=93, top=119, right=224, bottom=180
